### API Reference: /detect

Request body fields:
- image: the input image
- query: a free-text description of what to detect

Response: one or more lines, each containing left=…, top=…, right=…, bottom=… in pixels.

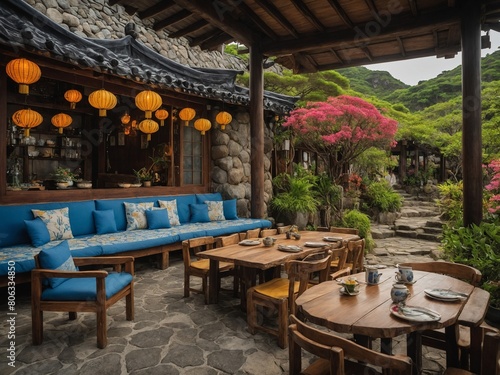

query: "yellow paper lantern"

left=139, top=119, right=159, bottom=141
left=179, top=107, right=196, bottom=126
left=6, top=58, right=41, bottom=95
left=155, top=109, right=169, bottom=126
left=135, top=90, right=162, bottom=118
left=215, top=111, right=232, bottom=130
left=64, top=89, right=82, bottom=109
left=51, top=113, right=73, bottom=134
left=12, top=108, right=43, bottom=137
left=194, top=118, right=211, bottom=135
left=88, top=89, right=117, bottom=117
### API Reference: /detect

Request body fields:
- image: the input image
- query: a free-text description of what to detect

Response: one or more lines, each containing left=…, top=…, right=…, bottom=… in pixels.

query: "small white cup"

left=395, top=265, right=414, bottom=283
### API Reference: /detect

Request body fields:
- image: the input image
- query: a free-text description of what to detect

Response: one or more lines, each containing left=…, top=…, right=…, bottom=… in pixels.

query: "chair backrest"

left=260, top=228, right=278, bottom=237
left=347, top=238, right=365, bottom=273
left=329, top=226, right=359, bottom=235
left=398, top=261, right=482, bottom=286
left=182, top=236, right=215, bottom=268
left=330, top=246, right=348, bottom=272
left=245, top=228, right=261, bottom=239
left=286, top=249, right=332, bottom=314
left=288, top=314, right=412, bottom=375
left=215, top=233, right=241, bottom=247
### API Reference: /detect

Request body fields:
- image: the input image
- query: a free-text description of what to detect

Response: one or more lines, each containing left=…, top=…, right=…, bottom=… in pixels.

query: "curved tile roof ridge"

left=0, top=0, right=298, bottom=113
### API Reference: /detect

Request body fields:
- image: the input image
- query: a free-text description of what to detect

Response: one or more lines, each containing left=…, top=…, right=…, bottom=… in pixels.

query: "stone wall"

left=22, top=0, right=277, bottom=218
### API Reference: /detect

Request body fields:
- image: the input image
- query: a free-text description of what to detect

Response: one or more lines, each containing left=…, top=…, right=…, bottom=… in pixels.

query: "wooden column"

left=0, top=72, right=6, bottom=197
left=249, top=44, right=265, bottom=218
left=461, top=0, right=482, bottom=226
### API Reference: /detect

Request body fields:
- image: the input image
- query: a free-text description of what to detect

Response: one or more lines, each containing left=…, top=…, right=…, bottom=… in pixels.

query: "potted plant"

left=52, top=167, right=75, bottom=187
left=133, top=167, right=153, bottom=187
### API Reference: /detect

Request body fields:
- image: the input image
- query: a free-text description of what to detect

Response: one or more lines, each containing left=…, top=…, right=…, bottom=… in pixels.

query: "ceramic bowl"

left=57, top=182, right=69, bottom=189
left=118, top=183, right=131, bottom=188
left=130, top=183, right=142, bottom=188
left=28, top=150, right=40, bottom=157
left=77, top=182, right=92, bottom=189
left=46, top=140, right=55, bottom=146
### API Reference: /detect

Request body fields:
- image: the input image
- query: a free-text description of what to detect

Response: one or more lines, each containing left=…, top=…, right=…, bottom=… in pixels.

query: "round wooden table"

left=295, top=270, right=487, bottom=375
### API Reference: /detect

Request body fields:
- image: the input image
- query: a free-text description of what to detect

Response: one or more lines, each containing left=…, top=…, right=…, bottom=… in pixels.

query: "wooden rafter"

left=253, top=0, right=299, bottom=38
left=329, top=48, right=343, bottom=64
left=200, top=32, right=235, bottom=51
left=290, top=0, right=324, bottom=31
left=363, top=0, right=385, bottom=26
left=154, top=9, right=192, bottom=31
left=293, top=52, right=318, bottom=73
left=396, top=36, right=406, bottom=56
left=190, top=29, right=224, bottom=47
left=168, top=19, right=209, bottom=38
left=139, top=0, right=176, bottom=20
left=408, top=0, right=418, bottom=16
left=325, top=0, right=354, bottom=28
left=238, top=2, right=279, bottom=40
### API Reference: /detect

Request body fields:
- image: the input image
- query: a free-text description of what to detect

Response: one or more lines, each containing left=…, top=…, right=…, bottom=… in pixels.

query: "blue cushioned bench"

left=0, top=193, right=271, bottom=286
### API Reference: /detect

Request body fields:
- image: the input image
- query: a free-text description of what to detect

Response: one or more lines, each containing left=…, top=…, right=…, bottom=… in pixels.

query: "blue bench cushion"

left=146, top=208, right=171, bottom=229
left=93, top=210, right=118, bottom=234
left=223, top=199, right=238, bottom=220
left=157, top=195, right=196, bottom=223
left=41, top=272, right=133, bottom=301
left=189, top=204, right=210, bottom=223
left=95, top=197, right=159, bottom=232
left=25, top=217, right=50, bottom=247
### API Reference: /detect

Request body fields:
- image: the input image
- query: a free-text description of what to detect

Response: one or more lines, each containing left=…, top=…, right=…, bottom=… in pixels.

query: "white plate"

left=304, top=242, right=327, bottom=248
left=390, top=304, right=441, bottom=322
left=277, top=245, right=302, bottom=253
left=339, top=287, right=359, bottom=296
left=323, top=236, right=343, bottom=242
left=424, top=289, right=467, bottom=301
left=239, top=240, right=261, bottom=246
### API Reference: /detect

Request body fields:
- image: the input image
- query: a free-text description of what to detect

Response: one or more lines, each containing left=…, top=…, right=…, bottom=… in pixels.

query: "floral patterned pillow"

left=32, top=207, right=74, bottom=241
left=123, top=202, right=154, bottom=230
left=205, top=200, right=226, bottom=221
left=158, top=200, right=181, bottom=226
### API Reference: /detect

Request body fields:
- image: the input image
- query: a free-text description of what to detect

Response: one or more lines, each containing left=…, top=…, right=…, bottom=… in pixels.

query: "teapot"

left=391, top=283, right=410, bottom=304
left=262, top=237, right=276, bottom=247
left=365, top=265, right=382, bottom=285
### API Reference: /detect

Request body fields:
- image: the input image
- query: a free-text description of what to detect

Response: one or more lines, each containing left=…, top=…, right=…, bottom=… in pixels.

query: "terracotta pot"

left=142, top=180, right=151, bottom=187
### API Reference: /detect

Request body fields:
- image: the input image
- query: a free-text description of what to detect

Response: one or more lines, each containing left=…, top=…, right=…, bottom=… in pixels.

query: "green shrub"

left=340, top=209, right=375, bottom=251
left=436, top=181, right=463, bottom=226
left=270, top=173, right=319, bottom=215
left=364, top=181, right=402, bottom=212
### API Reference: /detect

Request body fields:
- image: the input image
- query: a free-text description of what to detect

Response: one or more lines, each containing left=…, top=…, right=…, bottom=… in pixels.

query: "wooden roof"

left=113, top=0, right=500, bottom=73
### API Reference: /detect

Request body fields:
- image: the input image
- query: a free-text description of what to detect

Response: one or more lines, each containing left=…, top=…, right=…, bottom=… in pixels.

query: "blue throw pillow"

left=38, top=240, right=77, bottom=288
left=25, top=217, right=50, bottom=247
left=189, top=203, right=210, bottom=223
left=146, top=208, right=171, bottom=229
left=93, top=210, right=118, bottom=234
left=223, top=199, right=239, bottom=220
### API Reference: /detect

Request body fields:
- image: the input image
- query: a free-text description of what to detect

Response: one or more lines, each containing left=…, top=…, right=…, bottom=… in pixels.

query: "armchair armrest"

left=32, top=269, right=108, bottom=280
left=73, top=256, right=135, bottom=275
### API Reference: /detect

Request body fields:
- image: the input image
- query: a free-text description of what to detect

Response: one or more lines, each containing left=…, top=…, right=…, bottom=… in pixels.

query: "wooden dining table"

left=294, top=270, right=490, bottom=375
left=198, top=231, right=359, bottom=308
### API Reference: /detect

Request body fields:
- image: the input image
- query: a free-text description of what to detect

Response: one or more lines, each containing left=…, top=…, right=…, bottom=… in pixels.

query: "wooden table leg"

left=445, top=325, right=460, bottom=368
left=208, top=259, right=219, bottom=304
left=469, top=326, right=483, bottom=374
left=239, top=267, right=257, bottom=311
left=407, top=331, right=422, bottom=375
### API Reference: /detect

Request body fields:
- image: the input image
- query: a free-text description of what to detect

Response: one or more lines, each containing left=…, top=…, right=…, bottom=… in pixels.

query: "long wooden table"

left=198, top=231, right=359, bottom=307
left=294, top=270, right=490, bottom=375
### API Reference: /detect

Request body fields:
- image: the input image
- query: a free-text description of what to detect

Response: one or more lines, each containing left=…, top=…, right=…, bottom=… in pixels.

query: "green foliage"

left=224, top=43, right=248, bottom=61
left=436, top=181, right=463, bottom=226
left=270, top=171, right=319, bottom=215
left=354, top=147, right=396, bottom=180
left=340, top=209, right=375, bottom=251
left=364, top=181, right=402, bottom=212
left=314, top=172, right=342, bottom=208
left=441, top=221, right=500, bottom=307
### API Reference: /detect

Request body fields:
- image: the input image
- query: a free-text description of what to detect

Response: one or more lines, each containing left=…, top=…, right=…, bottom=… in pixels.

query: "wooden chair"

left=32, top=255, right=134, bottom=349
left=245, top=228, right=261, bottom=239
left=182, top=236, right=234, bottom=304
left=277, top=225, right=291, bottom=234
left=399, top=261, right=483, bottom=369
left=329, top=226, right=359, bottom=235
left=260, top=228, right=278, bottom=237
left=288, top=314, right=412, bottom=375
left=328, top=245, right=350, bottom=280
left=345, top=238, right=365, bottom=274
left=215, top=233, right=242, bottom=296
left=444, top=331, right=500, bottom=375
left=246, top=249, right=332, bottom=348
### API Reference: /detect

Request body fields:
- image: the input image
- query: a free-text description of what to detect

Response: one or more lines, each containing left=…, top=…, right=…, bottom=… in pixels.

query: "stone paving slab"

left=0, top=238, right=450, bottom=375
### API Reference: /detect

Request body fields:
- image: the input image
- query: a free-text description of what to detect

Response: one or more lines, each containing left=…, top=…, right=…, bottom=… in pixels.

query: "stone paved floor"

left=0, top=237, right=458, bottom=375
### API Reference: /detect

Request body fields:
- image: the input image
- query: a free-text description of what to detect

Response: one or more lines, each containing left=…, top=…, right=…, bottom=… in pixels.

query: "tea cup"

left=342, top=277, right=359, bottom=294
left=365, top=266, right=382, bottom=285
left=395, top=265, right=414, bottom=284
left=263, top=236, right=276, bottom=247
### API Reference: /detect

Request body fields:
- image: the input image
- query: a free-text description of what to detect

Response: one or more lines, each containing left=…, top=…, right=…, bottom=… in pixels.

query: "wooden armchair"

left=32, top=255, right=134, bottom=349
left=288, top=314, right=412, bottom=375
left=182, top=236, right=235, bottom=304
left=345, top=238, right=365, bottom=274
left=246, top=249, right=332, bottom=348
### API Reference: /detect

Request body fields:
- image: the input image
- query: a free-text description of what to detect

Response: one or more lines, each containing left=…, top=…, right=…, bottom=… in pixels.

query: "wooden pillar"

left=249, top=44, right=265, bottom=218
left=0, top=72, right=6, bottom=197
left=461, top=0, right=482, bottom=226
left=399, top=141, right=407, bottom=182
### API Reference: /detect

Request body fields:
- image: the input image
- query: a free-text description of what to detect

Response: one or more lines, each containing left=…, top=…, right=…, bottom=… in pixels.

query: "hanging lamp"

left=215, top=111, right=232, bottom=130
left=121, top=113, right=131, bottom=124
left=5, top=58, right=41, bottom=95
left=135, top=90, right=162, bottom=118
left=88, top=89, right=117, bottom=116
left=155, top=109, right=169, bottom=126
left=179, top=107, right=196, bottom=126
left=51, top=113, right=73, bottom=134
left=64, top=89, right=82, bottom=109
left=138, top=119, right=159, bottom=141
left=194, top=118, right=211, bottom=135
left=12, top=108, right=43, bottom=136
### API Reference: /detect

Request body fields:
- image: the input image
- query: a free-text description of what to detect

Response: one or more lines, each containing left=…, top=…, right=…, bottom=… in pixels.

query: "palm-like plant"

left=271, top=173, right=319, bottom=216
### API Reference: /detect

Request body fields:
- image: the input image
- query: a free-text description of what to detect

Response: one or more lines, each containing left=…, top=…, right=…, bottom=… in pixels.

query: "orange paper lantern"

left=51, top=113, right=73, bottom=134
left=155, top=109, right=169, bottom=126
left=194, top=118, right=211, bottom=135
left=88, top=89, right=117, bottom=116
left=215, top=111, right=232, bottom=130
left=64, top=89, right=82, bottom=109
left=135, top=90, right=162, bottom=118
left=179, top=107, right=196, bottom=126
left=6, top=58, right=41, bottom=94
left=12, top=108, right=43, bottom=136
left=138, top=119, right=159, bottom=141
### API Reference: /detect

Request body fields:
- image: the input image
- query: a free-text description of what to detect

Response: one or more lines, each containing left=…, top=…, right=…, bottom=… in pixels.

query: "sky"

left=364, top=31, right=500, bottom=86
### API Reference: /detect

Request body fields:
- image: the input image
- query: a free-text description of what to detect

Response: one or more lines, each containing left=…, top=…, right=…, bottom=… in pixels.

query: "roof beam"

left=290, top=0, right=325, bottom=31
left=168, top=19, right=209, bottom=38
left=239, top=2, right=279, bottom=40
left=139, top=0, right=176, bottom=20
left=200, top=32, right=235, bottom=51
left=253, top=0, right=299, bottom=38
left=396, top=36, right=406, bottom=56
left=190, top=29, right=224, bottom=47
left=263, top=9, right=461, bottom=56
left=325, top=0, right=354, bottom=28
left=153, top=9, right=192, bottom=31
left=293, top=52, right=318, bottom=72
left=171, top=0, right=257, bottom=46
left=407, top=0, right=418, bottom=16
left=363, top=0, right=385, bottom=26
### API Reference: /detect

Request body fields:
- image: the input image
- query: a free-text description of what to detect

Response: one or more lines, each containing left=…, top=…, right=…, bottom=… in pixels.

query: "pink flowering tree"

left=485, top=159, right=500, bottom=215
left=282, top=95, right=398, bottom=180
